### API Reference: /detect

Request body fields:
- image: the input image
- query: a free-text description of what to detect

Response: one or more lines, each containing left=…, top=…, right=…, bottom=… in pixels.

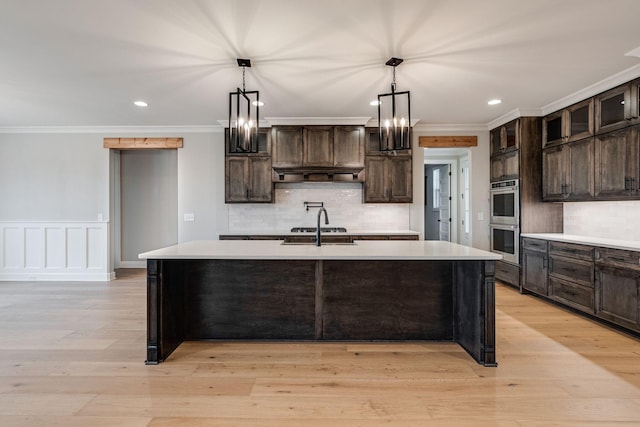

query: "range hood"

left=272, top=166, right=364, bottom=183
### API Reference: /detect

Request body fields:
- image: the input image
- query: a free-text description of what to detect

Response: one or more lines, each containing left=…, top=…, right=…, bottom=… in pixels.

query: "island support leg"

left=146, top=259, right=185, bottom=364
left=454, top=260, right=497, bottom=367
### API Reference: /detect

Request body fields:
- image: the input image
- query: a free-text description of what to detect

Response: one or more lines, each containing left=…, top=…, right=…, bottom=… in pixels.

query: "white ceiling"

left=3, top=0, right=640, bottom=129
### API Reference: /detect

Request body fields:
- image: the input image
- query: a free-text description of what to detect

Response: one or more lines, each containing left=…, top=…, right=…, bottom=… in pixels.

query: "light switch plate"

left=184, top=213, right=195, bottom=222
left=477, top=212, right=484, bottom=221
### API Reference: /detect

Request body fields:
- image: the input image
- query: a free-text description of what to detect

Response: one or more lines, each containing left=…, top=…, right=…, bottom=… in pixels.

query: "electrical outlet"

left=97, top=213, right=103, bottom=221
left=477, top=212, right=484, bottom=221
left=184, top=213, right=195, bottom=222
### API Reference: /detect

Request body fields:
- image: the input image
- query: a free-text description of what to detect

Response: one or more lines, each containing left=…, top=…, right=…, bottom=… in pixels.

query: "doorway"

left=112, top=149, right=178, bottom=268
left=424, top=163, right=452, bottom=241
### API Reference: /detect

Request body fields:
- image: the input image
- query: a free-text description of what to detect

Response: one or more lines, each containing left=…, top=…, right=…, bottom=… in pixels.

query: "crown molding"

left=0, top=125, right=222, bottom=134
left=264, top=117, right=371, bottom=126
left=486, top=108, right=543, bottom=130
left=541, top=63, right=640, bottom=116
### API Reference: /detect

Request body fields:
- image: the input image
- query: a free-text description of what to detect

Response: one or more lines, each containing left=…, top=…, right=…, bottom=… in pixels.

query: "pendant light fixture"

left=228, top=58, right=260, bottom=153
left=377, top=57, right=411, bottom=151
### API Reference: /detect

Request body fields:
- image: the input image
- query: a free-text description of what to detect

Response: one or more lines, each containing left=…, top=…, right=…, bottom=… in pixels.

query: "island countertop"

left=139, top=239, right=502, bottom=261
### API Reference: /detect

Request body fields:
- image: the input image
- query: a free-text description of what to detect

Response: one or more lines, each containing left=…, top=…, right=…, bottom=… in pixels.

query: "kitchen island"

left=139, top=240, right=501, bottom=366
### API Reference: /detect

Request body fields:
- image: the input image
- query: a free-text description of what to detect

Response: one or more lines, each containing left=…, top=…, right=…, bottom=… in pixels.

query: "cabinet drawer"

left=549, top=276, right=594, bottom=313
left=549, top=241, right=594, bottom=261
left=495, top=260, right=520, bottom=287
left=522, top=238, right=548, bottom=253
left=549, top=255, right=594, bottom=287
left=596, top=247, right=640, bottom=272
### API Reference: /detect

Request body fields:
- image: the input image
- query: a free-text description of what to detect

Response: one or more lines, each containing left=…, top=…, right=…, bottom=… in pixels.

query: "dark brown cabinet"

left=595, top=79, right=640, bottom=134
left=543, top=99, right=594, bottom=147
left=334, top=126, right=365, bottom=167
left=364, top=153, right=412, bottom=203
left=522, top=238, right=549, bottom=295
left=594, top=126, right=640, bottom=199
left=271, top=126, right=303, bottom=168
left=548, top=241, right=594, bottom=313
left=542, top=137, right=594, bottom=201
left=303, top=126, right=333, bottom=166
left=490, top=119, right=519, bottom=155
left=225, top=156, right=273, bottom=203
left=595, top=247, right=640, bottom=332
left=490, top=150, right=519, bottom=182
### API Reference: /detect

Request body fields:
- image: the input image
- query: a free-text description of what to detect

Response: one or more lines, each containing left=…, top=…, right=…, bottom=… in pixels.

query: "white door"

left=438, top=164, right=451, bottom=241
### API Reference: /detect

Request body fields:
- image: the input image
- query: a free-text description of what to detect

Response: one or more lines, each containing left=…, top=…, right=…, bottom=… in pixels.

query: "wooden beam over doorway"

left=419, top=136, right=477, bottom=148
left=103, top=137, right=183, bottom=149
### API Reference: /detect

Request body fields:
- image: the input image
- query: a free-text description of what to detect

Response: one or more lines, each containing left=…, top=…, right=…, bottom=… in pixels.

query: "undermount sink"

left=290, top=227, right=347, bottom=233
left=280, top=241, right=357, bottom=246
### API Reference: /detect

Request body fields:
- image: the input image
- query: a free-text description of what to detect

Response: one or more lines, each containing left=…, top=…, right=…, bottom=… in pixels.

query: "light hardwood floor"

left=0, top=269, right=639, bottom=426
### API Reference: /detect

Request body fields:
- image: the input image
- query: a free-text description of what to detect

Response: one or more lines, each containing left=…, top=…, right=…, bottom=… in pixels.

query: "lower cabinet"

left=522, top=238, right=549, bottom=295
left=595, top=247, right=640, bottom=332
left=522, top=236, right=640, bottom=335
left=495, top=260, right=520, bottom=288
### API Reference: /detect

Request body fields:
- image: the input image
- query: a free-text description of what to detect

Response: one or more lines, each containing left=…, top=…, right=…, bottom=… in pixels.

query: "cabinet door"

left=502, top=150, right=519, bottom=180
left=248, top=157, right=273, bottom=202
left=566, top=99, right=594, bottom=143
left=566, top=138, right=594, bottom=201
left=522, top=249, right=549, bottom=295
left=333, top=126, right=364, bottom=167
left=595, top=265, right=640, bottom=332
left=542, top=145, right=567, bottom=201
left=364, top=156, right=388, bottom=202
left=272, top=126, right=303, bottom=167
left=388, top=155, right=412, bottom=202
left=504, top=119, right=519, bottom=151
left=594, top=127, right=639, bottom=199
left=543, top=110, right=565, bottom=147
left=225, top=157, right=249, bottom=202
left=595, top=83, right=633, bottom=134
left=303, top=126, right=333, bottom=166
left=490, top=155, right=505, bottom=182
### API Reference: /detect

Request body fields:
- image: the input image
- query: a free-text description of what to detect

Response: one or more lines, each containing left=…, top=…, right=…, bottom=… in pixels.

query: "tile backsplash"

left=227, top=183, right=411, bottom=232
left=563, top=201, right=640, bottom=241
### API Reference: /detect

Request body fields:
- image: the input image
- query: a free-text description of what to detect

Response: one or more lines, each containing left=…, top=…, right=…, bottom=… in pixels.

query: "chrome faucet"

left=316, top=207, right=329, bottom=246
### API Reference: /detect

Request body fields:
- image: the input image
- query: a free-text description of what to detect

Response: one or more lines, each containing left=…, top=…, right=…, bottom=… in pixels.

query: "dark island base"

left=146, top=258, right=496, bottom=367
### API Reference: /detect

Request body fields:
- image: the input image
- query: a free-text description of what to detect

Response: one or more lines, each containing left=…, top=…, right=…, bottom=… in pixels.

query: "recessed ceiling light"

left=252, top=100, right=264, bottom=107
left=488, top=99, right=502, bottom=106
left=134, top=100, right=148, bottom=107
left=370, top=100, right=381, bottom=106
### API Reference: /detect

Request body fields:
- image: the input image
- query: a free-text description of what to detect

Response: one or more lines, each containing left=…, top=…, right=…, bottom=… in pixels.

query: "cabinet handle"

left=543, top=256, right=548, bottom=269
left=624, top=177, right=630, bottom=191
left=609, top=256, right=627, bottom=263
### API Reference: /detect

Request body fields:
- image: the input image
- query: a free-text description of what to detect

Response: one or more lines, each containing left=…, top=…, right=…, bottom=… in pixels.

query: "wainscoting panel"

left=0, top=222, right=113, bottom=281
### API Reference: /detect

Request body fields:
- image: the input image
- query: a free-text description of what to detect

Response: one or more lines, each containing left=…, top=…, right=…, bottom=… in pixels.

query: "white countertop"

left=139, top=240, right=501, bottom=261
left=219, top=229, right=420, bottom=236
left=521, top=233, right=640, bottom=252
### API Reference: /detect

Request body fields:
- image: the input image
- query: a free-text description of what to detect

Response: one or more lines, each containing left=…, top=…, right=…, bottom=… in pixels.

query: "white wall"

left=0, top=133, right=109, bottom=221
left=0, top=127, right=491, bottom=280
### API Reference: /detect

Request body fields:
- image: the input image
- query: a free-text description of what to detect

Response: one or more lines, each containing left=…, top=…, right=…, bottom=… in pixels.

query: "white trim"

left=0, top=125, right=222, bottom=134
left=486, top=108, right=543, bottom=129
left=0, top=272, right=115, bottom=281
left=264, top=117, right=372, bottom=126
left=541, top=63, right=640, bottom=116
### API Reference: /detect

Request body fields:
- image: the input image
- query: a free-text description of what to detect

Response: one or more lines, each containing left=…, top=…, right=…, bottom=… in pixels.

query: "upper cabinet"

left=225, top=156, right=273, bottom=203
left=490, top=119, right=519, bottom=156
left=271, top=125, right=365, bottom=182
left=594, top=126, right=640, bottom=199
left=542, top=138, right=595, bottom=202
left=364, top=153, right=412, bottom=203
left=543, top=99, right=594, bottom=147
left=595, top=79, right=640, bottom=134
left=271, top=126, right=303, bottom=168
left=226, top=127, right=270, bottom=155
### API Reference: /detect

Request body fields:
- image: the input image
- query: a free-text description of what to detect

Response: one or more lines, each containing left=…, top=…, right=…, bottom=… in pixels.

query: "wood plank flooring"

left=0, top=269, right=639, bottom=426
